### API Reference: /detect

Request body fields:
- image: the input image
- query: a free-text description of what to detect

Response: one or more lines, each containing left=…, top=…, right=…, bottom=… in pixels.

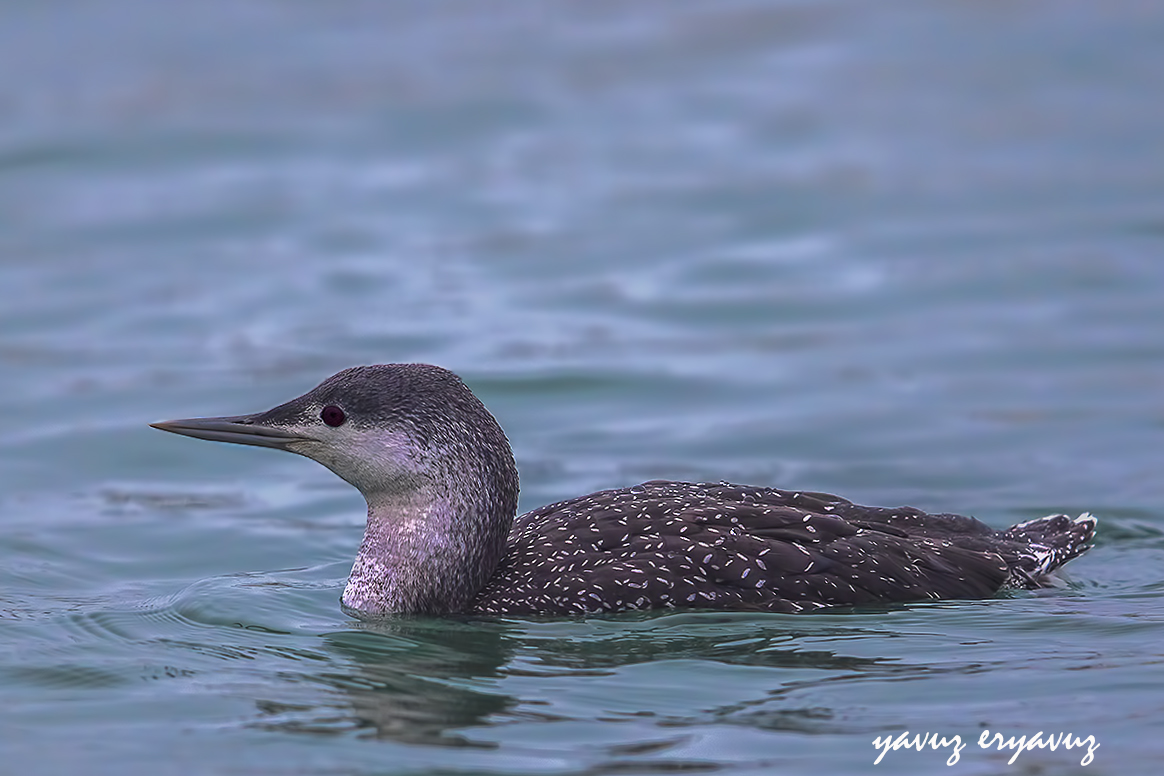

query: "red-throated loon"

left=150, top=363, right=1096, bottom=618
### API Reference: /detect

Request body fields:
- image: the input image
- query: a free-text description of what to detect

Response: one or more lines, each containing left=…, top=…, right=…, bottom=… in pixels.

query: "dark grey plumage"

left=471, top=481, right=1095, bottom=614
left=151, top=363, right=1097, bottom=618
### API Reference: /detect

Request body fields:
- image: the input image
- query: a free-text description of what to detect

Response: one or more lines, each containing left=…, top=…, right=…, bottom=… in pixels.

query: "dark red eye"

left=320, top=405, right=345, bottom=427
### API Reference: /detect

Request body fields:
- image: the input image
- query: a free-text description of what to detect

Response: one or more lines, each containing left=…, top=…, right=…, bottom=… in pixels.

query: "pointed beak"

left=150, top=414, right=311, bottom=451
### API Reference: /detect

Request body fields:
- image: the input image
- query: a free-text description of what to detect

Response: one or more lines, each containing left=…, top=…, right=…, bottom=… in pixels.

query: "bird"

left=150, top=363, right=1096, bottom=618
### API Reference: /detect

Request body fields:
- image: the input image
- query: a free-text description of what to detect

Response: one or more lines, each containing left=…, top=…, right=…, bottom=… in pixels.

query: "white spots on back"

left=467, top=480, right=1096, bottom=616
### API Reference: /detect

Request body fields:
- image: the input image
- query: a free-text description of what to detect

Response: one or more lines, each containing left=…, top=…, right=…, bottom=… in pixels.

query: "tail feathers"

left=1002, top=513, right=1097, bottom=588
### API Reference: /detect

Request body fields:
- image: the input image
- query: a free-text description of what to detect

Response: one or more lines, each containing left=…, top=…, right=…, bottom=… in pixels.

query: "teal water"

left=2, top=2, right=1164, bottom=774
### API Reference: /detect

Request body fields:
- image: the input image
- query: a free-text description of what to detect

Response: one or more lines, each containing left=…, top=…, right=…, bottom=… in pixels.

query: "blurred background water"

left=2, top=1, right=1163, bottom=774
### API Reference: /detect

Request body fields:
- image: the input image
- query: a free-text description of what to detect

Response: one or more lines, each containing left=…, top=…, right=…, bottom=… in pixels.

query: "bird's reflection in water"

left=248, top=609, right=941, bottom=747
left=253, top=617, right=518, bottom=746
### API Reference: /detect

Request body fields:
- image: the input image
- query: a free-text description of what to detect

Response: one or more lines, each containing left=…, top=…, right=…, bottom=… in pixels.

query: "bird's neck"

left=341, top=485, right=514, bottom=616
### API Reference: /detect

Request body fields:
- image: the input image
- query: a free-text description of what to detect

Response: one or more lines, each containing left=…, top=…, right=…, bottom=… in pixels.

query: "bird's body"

left=471, top=480, right=1094, bottom=615
left=151, top=364, right=1096, bottom=618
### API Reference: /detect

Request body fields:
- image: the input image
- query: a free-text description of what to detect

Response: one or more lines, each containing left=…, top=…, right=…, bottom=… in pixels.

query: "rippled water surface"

left=3, top=2, right=1164, bottom=774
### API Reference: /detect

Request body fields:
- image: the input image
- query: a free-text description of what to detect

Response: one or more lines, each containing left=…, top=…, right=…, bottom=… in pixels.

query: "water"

left=2, top=1, right=1163, bottom=773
